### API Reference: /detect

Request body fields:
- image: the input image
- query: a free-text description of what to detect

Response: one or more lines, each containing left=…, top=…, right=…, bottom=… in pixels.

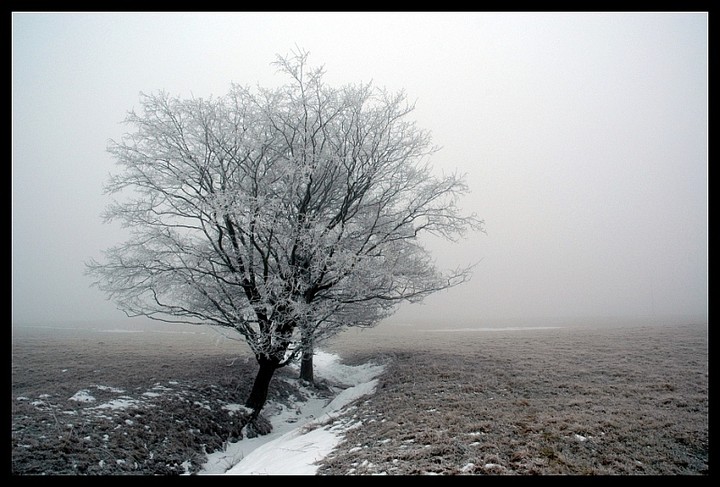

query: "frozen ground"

left=200, top=351, right=385, bottom=475
left=12, top=322, right=708, bottom=475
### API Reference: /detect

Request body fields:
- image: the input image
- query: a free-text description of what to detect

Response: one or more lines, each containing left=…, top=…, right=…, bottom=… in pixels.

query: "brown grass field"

left=11, top=321, right=708, bottom=476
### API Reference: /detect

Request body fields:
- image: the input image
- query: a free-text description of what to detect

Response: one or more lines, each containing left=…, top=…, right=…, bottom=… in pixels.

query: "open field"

left=11, top=321, right=708, bottom=475
left=321, top=322, right=709, bottom=475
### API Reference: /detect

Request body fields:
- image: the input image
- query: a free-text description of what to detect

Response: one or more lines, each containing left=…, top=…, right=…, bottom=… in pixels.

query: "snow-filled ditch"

left=199, top=350, right=385, bottom=475
left=52, top=350, right=383, bottom=475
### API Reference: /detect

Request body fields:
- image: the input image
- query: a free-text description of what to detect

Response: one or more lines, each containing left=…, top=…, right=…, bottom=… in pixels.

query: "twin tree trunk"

left=244, top=346, right=315, bottom=420
left=244, top=323, right=315, bottom=419
left=245, top=355, right=281, bottom=419
left=299, top=328, right=315, bottom=383
left=300, top=348, right=314, bottom=383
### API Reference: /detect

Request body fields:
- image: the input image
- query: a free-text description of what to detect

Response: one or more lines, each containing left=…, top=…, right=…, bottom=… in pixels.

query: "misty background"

left=11, top=12, right=708, bottom=330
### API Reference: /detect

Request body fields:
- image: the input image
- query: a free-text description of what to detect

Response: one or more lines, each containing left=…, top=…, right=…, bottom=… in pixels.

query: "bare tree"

left=87, top=50, right=483, bottom=429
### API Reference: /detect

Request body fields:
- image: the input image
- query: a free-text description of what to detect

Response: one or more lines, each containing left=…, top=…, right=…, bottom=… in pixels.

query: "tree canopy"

left=88, top=50, right=483, bottom=417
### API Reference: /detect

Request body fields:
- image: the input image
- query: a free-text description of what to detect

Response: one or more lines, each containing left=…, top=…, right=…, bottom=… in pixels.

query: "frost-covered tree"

left=87, top=50, right=483, bottom=427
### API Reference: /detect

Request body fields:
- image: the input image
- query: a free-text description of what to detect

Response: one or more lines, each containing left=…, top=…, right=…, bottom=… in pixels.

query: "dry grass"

left=11, top=322, right=708, bottom=475
left=319, top=323, right=708, bottom=475
left=11, top=328, right=301, bottom=475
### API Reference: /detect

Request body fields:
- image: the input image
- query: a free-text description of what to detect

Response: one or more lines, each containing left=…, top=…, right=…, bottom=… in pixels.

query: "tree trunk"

left=245, top=355, right=280, bottom=419
left=299, top=347, right=314, bottom=383
left=299, top=325, right=314, bottom=383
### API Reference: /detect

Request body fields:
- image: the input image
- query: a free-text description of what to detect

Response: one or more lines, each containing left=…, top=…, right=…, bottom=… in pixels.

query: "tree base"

left=244, top=414, right=273, bottom=438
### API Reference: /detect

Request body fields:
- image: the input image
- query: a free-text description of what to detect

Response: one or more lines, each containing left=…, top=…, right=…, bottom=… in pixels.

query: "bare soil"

left=11, top=322, right=708, bottom=476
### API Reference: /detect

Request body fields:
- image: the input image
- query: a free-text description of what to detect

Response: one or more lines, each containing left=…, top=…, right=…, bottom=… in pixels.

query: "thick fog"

left=11, top=12, right=708, bottom=329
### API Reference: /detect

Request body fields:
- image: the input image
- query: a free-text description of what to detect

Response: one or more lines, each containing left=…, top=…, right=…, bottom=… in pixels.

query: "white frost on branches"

left=88, top=49, right=483, bottom=363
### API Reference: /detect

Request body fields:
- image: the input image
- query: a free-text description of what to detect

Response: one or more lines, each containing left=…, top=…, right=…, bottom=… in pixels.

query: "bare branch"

left=87, top=51, right=483, bottom=372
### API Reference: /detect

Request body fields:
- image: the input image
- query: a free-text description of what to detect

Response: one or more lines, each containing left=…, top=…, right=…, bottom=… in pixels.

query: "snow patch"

left=69, top=390, right=96, bottom=403
left=222, top=404, right=253, bottom=416
left=95, top=385, right=125, bottom=393
left=93, top=397, right=140, bottom=410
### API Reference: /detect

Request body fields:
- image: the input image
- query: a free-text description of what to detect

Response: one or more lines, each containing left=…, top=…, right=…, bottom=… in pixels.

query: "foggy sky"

left=11, top=12, right=708, bottom=328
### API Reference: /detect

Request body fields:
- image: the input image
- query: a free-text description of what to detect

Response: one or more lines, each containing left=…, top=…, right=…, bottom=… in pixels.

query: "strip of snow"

left=423, top=327, right=562, bottom=332
left=199, top=351, right=384, bottom=476
left=224, top=425, right=343, bottom=475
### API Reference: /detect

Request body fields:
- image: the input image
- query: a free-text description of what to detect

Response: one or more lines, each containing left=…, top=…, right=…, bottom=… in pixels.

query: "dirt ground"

left=11, top=321, right=708, bottom=475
